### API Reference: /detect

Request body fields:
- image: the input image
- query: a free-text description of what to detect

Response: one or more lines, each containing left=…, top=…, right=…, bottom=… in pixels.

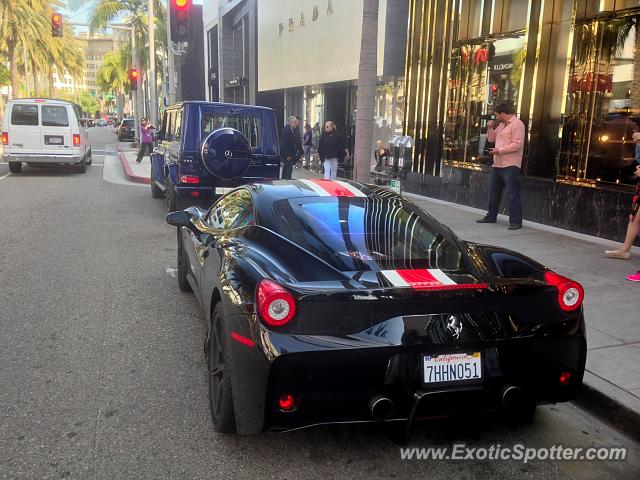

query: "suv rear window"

left=42, top=105, right=69, bottom=127
left=272, top=197, right=465, bottom=272
left=203, top=114, right=261, bottom=147
left=122, top=119, right=134, bottom=127
left=11, top=104, right=38, bottom=126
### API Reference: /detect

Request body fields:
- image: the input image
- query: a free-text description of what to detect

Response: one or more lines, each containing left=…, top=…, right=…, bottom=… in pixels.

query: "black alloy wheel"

left=208, top=303, right=237, bottom=433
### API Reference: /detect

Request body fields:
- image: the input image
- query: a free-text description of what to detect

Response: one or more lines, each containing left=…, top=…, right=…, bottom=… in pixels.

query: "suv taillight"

left=73, top=134, right=81, bottom=146
left=180, top=175, right=200, bottom=184
left=1, top=132, right=8, bottom=145
left=256, top=279, right=297, bottom=327
left=544, top=271, right=584, bottom=312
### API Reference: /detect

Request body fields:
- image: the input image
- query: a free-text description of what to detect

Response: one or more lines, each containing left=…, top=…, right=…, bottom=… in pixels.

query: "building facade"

left=404, top=0, right=640, bottom=240
left=256, top=0, right=409, bottom=159
left=203, top=0, right=258, bottom=105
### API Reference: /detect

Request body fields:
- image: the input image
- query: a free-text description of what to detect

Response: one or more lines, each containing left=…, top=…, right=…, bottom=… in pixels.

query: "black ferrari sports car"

left=166, top=179, right=586, bottom=437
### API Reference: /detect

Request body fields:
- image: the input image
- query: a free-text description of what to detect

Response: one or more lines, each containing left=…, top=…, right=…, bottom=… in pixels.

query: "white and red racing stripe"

left=299, top=179, right=367, bottom=197
left=380, top=269, right=488, bottom=291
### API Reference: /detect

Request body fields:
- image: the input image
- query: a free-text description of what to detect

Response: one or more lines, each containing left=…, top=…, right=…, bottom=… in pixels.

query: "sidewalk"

left=118, top=154, right=640, bottom=438
left=118, top=146, right=151, bottom=184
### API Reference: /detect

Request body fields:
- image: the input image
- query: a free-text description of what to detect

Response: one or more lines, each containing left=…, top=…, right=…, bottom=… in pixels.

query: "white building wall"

left=257, top=0, right=388, bottom=92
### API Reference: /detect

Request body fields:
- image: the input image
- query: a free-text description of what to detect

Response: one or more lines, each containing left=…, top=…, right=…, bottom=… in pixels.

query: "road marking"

left=0, top=172, right=11, bottom=181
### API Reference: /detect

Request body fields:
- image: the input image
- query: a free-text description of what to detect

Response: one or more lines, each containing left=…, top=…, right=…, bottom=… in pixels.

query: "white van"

left=1, top=98, right=91, bottom=173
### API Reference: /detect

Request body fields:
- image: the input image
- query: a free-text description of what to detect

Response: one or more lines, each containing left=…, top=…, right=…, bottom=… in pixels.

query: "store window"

left=558, top=15, right=640, bottom=186
left=444, top=35, right=527, bottom=167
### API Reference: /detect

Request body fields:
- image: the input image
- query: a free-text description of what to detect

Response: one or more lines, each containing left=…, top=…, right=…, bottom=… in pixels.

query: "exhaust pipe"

left=500, top=385, right=523, bottom=408
left=369, top=395, right=394, bottom=420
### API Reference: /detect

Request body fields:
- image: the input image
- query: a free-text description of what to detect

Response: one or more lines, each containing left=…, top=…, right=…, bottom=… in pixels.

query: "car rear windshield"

left=122, top=119, right=134, bottom=126
left=11, top=104, right=39, bottom=126
left=42, top=105, right=69, bottom=127
left=272, top=197, right=465, bottom=272
left=202, top=114, right=261, bottom=147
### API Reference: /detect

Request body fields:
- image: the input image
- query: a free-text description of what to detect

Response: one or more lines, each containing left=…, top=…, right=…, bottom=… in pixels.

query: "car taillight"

left=256, top=279, right=296, bottom=327
left=1, top=132, right=7, bottom=145
left=73, top=134, right=81, bottom=146
left=180, top=175, right=199, bottom=184
left=544, top=271, right=584, bottom=312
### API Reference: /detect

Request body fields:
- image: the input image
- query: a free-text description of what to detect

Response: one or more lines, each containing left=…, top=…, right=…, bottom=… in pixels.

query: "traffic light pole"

left=131, top=30, right=141, bottom=145
left=148, top=0, right=158, bottom=126
left=166, top=1, right=176, bottom=105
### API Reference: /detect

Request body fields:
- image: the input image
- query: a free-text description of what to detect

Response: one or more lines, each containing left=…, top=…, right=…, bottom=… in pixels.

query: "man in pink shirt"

left=476, top=102, right=525, bottom=230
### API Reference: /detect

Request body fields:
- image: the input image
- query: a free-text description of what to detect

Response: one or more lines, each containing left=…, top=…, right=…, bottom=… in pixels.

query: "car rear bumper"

left=118, top=131, right=135, bottom=139
left=226, top=313, right=586, bottom=434
left=3, top=153, right=82, bottom=164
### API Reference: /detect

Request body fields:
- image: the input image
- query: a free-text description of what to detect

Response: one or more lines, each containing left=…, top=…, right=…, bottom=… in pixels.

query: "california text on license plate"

left=423, top=352, right=482, bottom=384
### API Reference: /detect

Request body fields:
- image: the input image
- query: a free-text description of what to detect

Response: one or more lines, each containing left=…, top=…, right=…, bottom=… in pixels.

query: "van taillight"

left=1, top=132, right=7, bottom=145
left=73, top=134, right=81, bottom=146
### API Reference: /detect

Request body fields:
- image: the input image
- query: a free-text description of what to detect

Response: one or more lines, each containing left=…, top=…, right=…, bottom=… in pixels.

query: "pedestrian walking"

left=136, top=117, right=156, bottom=163
left=318, top=121, right=349, bottom=180
left=476, top=102, right=526, bottom=230
left=302, top=123, right=313, bottom=168
left=279, top=116, right=302, bottom=180
left=605, top=164, right=640, bottom=266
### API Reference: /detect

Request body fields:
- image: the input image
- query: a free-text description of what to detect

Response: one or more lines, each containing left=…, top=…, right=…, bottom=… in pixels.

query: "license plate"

left=45, top=136, right=63, bottom=145
left=423, top=352, right=482, bottom=384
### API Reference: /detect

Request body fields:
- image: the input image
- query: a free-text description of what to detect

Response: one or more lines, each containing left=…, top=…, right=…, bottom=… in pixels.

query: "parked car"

left=1, top=98, right=91, bottom=173
left=151, top=101, right=281, bottom=211
left=166, top=179, right=587, bottom=438
left=96, top=118, right=107, bottom=127
left=117, top=118, right=135, bottom=141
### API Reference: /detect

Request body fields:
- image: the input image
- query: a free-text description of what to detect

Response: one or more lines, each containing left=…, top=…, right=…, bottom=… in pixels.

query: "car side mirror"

left=166, top=210, right=191, bottom=227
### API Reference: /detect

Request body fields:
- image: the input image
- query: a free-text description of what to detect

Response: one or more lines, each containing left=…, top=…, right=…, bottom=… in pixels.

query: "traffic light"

left=170, top=0, right=192, bottom=42
left=51, top=13, right=63, bottom=37
left=128, top=69, right=139, bottom=90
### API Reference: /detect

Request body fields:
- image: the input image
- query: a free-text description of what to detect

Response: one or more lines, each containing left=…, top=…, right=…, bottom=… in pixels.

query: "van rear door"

left=8, top=103, right=40, bottom=154
left=40, top=104, right=73, bottom=156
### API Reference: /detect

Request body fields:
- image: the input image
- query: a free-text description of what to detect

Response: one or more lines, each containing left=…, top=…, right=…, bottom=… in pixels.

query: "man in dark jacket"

left=280, top=116, right=302, bottom=180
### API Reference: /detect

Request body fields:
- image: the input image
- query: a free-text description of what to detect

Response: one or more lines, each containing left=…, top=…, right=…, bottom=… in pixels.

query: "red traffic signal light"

left=128, top=69, right=139, bottom=90
left=170, top=0, right=192, bottom=42
left=51, top=13, right=63, bottom=37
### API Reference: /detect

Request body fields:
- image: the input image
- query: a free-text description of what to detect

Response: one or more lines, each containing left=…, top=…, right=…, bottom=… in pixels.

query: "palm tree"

left=0, top=0, right=49, bottom=98
left=353, top=0, right=379, bottom=183
left=90, top=0, right=165, bottom=72
left=0, top=0, right=84, bottom=99
left=96, top=47, right=131, bottom=119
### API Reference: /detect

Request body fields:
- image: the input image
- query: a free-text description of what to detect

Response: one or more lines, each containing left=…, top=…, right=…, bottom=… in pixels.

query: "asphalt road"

left=0, top=127, right=639, bottom=480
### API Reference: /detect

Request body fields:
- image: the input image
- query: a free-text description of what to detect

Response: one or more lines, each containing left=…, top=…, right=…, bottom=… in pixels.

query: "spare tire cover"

left=200, top=127, right=252, bottom=180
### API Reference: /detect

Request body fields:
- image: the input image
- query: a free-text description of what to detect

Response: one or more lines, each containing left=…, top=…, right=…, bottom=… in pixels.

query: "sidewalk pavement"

left=118, top=145, right=151, bottom=184
left=118, top=153, right=640, bottom=438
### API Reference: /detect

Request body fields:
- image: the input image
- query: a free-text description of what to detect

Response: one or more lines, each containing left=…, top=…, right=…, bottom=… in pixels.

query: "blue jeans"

left=635, top=143, right=640, bottom=162
left=486, top=166, right=523, bottom=225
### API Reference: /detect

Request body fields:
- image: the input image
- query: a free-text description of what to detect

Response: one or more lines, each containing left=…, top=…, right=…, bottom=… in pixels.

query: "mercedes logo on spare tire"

left=201, top=127, right=252, bottom=180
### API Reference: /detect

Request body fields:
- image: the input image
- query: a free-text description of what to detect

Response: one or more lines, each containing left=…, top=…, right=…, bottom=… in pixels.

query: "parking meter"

left=398, top=136, right=414, bottom=179
left=388, top=135, right=401, bottom=174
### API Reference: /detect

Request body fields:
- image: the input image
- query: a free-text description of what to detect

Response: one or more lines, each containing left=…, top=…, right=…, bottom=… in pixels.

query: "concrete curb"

left=575, top=372, right=640, bottom=442
left=118, top=151, right=150, bottom=185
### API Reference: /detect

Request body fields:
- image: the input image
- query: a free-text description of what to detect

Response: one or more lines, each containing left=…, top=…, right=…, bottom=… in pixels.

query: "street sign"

left=389, top=179, right=401, bottom=194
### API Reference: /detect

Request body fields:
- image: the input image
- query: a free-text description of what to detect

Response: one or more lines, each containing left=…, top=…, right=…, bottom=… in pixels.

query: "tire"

left=151, top=181, right=164, bottom=199
left=166, top=185, right=177, bottom=212
left=76, top=158, right=87, bottom=173
left=208, top=303, right=237, bottom=433
left=150, top=163, right=164, bottom=198
left=86, top=148, right=92, bottom=166
left=177, top=233, right=192, bottom=293
left=8, top=162, right=22, bottom=173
